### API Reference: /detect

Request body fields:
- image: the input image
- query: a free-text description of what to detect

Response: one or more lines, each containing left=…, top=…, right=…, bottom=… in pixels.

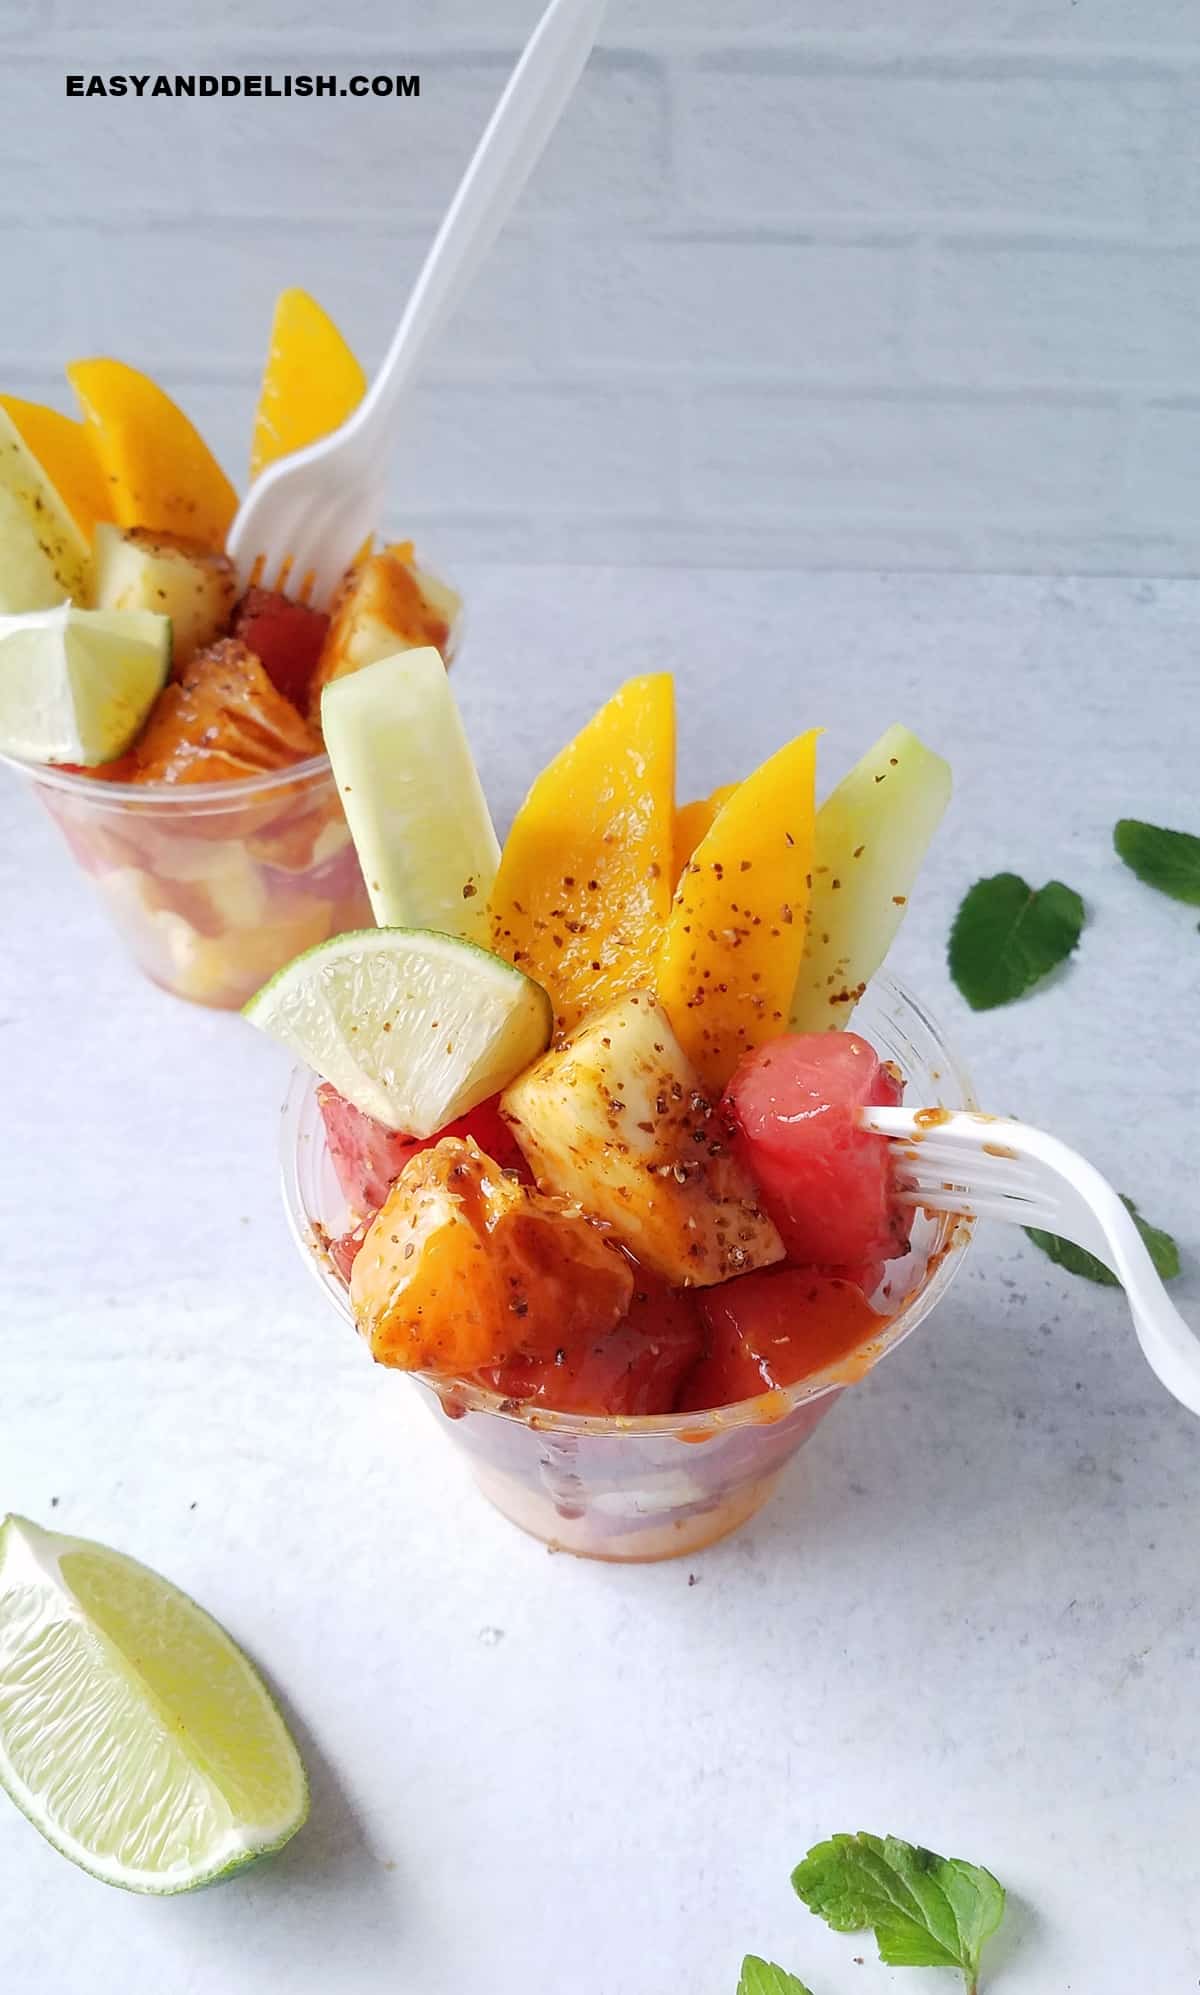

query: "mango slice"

left=489, top=675, right=676, bottom=1033
left=350, top=1137, right=633, bottom=1373
left=67, top=360, right=237, bottom=549
left=250, top=289, right=366, bottom=480
left=0, top=396, right=114, bottom=540
left=673, top=781, right=737, bottom=887
left=656, top=729, right=819, bottom=1094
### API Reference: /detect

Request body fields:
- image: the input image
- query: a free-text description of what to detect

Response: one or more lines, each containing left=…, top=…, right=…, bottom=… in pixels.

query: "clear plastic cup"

left=10, top=753, right=372, bottom=1010
left=280, top=975, right=975, bottom=1562
left=4, top=577, right=462, bottom=1010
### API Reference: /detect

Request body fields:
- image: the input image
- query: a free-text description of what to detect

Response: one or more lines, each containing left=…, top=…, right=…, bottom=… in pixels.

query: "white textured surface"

left=2, top=566, right=1199, bottom=1992
left=5, top=3, right=1200, bottom=570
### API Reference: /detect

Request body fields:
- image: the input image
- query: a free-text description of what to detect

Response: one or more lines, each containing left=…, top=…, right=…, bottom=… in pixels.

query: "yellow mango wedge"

left=490, top=675, right=676, bottom=1033
left=0, top=397, right=114, bottom=540
left=251, top=289, right=366, bottom=480
left=673, top=782, right=737, bottom=887
left=657, top=730, right=819, bottom=1095
left=67, top=360, right=237, bottom=549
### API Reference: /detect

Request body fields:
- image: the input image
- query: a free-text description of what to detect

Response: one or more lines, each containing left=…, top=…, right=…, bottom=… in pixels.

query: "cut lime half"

left=244, top=925, right=553, bottom=1136
left=0, top=604, right=170, bottom=764
left=0, top=1515, right=308, bottom=1893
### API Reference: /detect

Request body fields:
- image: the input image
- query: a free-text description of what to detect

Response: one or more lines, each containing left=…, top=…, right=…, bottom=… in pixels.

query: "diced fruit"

left=350, top=1138, right=633, bottom=1373
left=0, top=396, right=114, bottom=538
left=231, top=587, right=329, bottom=710
left=93, top=524, right=236, bottom=667
left=679, top=1270, right=881, bottom=1411
left=657, top=729, right=819, bottom=1095
left=132, top=638, right=320, bottom=784
left=481, top=1266, right=705, bottom=1416
left=790, top=724, right=952, bottom=1032
left=722, top=1033, right=905, bottom=1270
left=673, top=782, right=737, bottom=887
left=0, top=605, right=169, bottom=765
left=501, top=990, right=784, bottom=1288
left=308, top=546, right=460, bottom=719
left=316, top=1082, right=526, bottom=1216
left=67, top=360, right=237, bottom=548
left=321, top=647, right=499, bottom=944
left=490, top=677, right=677, bottom=1034
left=0, top=1513, right=308, bottom=1893
left=250, top=288, right=366, bottom=480
left=0, top=407, right=91, bottom=613
left=105, top=882, right=334, bottom=1010
left=244, top=926, right=553, bottom=1137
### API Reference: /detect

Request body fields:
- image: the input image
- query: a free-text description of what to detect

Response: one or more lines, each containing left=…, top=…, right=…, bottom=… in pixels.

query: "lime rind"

left=0, top=1515, right=307, bottom=1894
left=244, top=925, right=553, bottom=1137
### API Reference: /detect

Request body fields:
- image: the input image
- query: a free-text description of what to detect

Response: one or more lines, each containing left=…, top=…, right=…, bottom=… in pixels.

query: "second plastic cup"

left=13, top=753, right=371, bottom=1010
left=281, top=974, right=974, bottom=1563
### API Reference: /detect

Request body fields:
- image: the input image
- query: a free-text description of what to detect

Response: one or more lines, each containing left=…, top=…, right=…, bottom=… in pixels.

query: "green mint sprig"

left=792, top=1832, right=1005, bottom=1995
left=737, top=1958, right=814, bottom=1995
left=949, top=873, right=1084, bottom=1011
left=1114, top=819, right=1200, bottom=907
left=1027, top=1195, right=1180, bottom=1286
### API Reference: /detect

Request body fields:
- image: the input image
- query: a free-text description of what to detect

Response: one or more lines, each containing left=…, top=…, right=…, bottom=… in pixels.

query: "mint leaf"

left=792, top=1832, right=1005, bottom=1994
left=1027, top=1195, right=1180, bottom=1286
left=1114, top=819, right=1200, bottom=906
left=949, top=873, right=1084, bottom=1010
left=738, top=1958, right=814, bottom=1995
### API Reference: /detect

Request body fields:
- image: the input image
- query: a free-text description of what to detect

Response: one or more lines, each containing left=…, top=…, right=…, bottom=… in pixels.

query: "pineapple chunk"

left=308, top=545, right=460, bottom=723
left=93, top=524, right=235, bottom=666
left=350, top=1137, right=633, bottom=1373
left=501, top=992, right=784, bottom=1288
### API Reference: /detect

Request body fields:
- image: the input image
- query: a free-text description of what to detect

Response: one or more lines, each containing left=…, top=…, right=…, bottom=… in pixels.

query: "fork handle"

left=357, top=0, right=606, bottom=441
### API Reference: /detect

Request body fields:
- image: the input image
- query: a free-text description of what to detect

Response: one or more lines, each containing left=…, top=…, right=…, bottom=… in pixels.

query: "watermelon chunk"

left=721, top=1033, right=905, bottom=1270
left=232, top=587, right=330, bottom=713
left=317, top=1083, right=526, bottom=1218
left=679, top=1268, right=879, bottom=1411
left=481, top=1262, right=704, bottom=1416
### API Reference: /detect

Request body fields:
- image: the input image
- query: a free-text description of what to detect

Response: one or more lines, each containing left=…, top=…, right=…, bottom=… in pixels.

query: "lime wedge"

left=244, top=926, right=553, bottom=1136
left=0, top=603, right=170, bottom=765
left=0, top=408, right=91, bottom=612
left=0, top=1515, right=307, bottom=1893
left=320, top=646, right=499, bottom=944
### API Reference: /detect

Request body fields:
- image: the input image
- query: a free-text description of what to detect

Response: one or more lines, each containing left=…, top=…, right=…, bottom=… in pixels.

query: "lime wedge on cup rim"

left=244, top=926, right=553, bottom=1137
left=0, top=1514, right=307, bottom=1892
left=0, top=604, right=170, bottom=765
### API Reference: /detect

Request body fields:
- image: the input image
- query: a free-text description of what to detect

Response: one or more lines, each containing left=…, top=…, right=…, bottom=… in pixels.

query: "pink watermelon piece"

left=721, top=1032, right=906, bottom=1271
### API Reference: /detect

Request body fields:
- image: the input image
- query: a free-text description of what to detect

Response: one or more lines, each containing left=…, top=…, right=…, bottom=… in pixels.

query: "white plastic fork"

left=228, top=0, right=607, bottom=605
left=864, top=1107, right=1200, bottom=1418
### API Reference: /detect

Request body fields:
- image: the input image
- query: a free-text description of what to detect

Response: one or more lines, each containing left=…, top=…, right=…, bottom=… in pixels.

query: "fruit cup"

left=280, top=975, right=975, bottom=1563
left=10, top=752, right=372, bottom=1011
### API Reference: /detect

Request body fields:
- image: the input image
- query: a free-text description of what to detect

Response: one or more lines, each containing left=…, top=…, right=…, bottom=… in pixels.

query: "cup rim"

left=0, top=568, right=462, bottom=811
left=278, top=972, right=977, bottom=1440
left=0, top=744, right=335, bottom=807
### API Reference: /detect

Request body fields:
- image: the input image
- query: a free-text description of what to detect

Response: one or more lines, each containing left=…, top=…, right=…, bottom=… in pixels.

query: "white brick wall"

left=3, top=2, right=1200, bottom=572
